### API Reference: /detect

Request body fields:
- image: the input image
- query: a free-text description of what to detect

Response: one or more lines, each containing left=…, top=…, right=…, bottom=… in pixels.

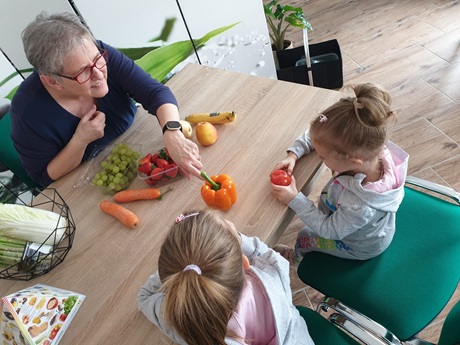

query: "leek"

left=0, top=204, right=67, bottom=246
left=0, top=236, right=26, bottom=268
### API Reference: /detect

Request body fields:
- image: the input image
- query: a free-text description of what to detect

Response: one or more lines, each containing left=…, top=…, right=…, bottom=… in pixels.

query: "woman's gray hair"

left=22, top=11, right=97, bottom=76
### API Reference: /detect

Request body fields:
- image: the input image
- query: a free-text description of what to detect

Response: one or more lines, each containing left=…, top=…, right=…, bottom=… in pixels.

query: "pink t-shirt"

left=227, top=270, right=277, bottom=345
left=363, top=145, right=400, bottom=193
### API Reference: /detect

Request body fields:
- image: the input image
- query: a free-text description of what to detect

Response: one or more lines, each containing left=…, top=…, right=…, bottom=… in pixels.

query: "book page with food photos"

left=1, top=284, right=85, bottom=345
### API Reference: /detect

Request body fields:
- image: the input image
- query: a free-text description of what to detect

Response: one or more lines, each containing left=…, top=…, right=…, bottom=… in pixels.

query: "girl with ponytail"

left=138, top=210, right=314, bottom=345
left=271, top=83, right=409, bottom=263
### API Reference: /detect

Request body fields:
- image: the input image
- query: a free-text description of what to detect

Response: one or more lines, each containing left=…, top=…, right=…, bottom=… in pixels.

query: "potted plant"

left=263, top=0, right=312, bottom=52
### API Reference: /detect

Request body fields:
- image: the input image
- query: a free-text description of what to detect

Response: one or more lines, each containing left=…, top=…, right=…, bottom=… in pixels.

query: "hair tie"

left=175, top=212, right=200, bottom=224
left=353, top=98, right=364, bottom=109
left=183, top=264, right=201, bottom=274
left=319, top=114, right=328, bottom=123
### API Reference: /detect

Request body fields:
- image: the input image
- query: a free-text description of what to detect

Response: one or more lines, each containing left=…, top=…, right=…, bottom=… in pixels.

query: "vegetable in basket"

left=0, top=204, right=67, bottom=246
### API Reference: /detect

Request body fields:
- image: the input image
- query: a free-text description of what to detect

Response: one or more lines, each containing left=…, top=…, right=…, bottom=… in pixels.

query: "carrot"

left=99, top=201, right=140, bottom=229
left=113, top=187, right=173, bottom=203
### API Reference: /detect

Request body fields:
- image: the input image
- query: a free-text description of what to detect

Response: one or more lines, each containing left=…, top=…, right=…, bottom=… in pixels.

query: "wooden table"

left=0, top=63, right=340, bottom=344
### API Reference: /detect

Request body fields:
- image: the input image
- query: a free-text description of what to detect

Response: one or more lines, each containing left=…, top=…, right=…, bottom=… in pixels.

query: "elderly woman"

left=10, top=12, right=202, bottom=187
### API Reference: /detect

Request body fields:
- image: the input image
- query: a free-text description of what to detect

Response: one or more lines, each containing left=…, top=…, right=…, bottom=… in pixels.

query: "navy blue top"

left=10, top=41, right=178, bottom=187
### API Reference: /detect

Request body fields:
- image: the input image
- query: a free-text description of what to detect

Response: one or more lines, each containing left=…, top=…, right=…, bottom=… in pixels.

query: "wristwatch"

left=162, top=121, right=182, bottom=134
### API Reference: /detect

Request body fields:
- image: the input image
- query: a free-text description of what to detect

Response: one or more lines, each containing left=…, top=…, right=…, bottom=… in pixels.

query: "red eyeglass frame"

left=56, top=49, right=108, bottom=84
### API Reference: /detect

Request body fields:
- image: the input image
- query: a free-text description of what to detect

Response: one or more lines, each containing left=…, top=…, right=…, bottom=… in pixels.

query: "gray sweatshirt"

left=137, top=234, right=315, bottom=345
left=288, top=131, right=409, bottom=259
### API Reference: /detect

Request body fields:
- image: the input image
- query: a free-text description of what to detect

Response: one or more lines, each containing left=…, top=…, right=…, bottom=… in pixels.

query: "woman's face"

left=58, top=37, right=109, bottom=99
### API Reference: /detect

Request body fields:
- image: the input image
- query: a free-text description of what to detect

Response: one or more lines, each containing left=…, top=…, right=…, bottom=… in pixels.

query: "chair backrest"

left=0, top=112, right=40, bottom=188
left=297, top=186, right=460, bottom=341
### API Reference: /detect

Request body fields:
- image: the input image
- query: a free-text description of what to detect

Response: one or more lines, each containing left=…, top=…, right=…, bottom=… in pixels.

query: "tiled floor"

left=267, top=0, right=460, bottom=343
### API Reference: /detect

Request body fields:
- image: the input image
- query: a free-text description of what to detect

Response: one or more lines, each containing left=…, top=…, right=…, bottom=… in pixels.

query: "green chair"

left=296, top=306, right=360, bottom=344
left=0, top=112, right=40, bottom=188
left=297, top=176, right=460, bottom=345
left=438, top=299, right=460, bottom=345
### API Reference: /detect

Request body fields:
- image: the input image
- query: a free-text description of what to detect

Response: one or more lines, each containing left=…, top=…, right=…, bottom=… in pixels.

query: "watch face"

left=167, top=121, right=181, bottom=130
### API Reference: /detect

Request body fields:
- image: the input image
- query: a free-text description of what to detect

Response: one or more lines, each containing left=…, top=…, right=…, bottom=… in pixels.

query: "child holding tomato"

left=271, top=83, right=409, bottom=264
left=137, top=209, right=314, bottom=345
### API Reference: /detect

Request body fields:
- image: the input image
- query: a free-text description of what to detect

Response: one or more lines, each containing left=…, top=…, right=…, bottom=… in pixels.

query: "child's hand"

left=271, top=174, right=298, bottom=205
left=272, top=152, right=298, bottom=175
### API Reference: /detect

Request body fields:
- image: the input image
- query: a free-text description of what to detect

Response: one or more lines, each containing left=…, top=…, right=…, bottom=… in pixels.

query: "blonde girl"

left=271, top=83, right=409, bottom=263
left=138, top=210, right=314, bottom=345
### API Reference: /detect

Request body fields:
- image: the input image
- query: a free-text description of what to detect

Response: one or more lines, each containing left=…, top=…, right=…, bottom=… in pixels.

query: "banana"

left=185, top=111, right=237, bottom=125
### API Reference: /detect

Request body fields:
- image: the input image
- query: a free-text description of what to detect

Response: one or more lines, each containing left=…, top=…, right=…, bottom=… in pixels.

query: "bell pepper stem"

left=201, top=171, right=221, bottom=191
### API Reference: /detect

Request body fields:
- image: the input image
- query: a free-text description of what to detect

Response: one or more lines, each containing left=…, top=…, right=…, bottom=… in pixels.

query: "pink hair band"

left=175, top=212, right=200, bottom=224
left=319, top=114, right=328, bottom=123
left=183, top=264, right=201, bottom=274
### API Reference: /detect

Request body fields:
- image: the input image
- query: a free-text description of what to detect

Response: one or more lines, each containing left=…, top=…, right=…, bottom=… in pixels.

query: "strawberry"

left=149, top=167, right=164, bottom=181
left=137, top=162, right=152, bottom=175
left=145, top=178, right=158, bottom=186
left=139, top=153, right=152, bottom=166
left=155, top=158, right=169, bottom=169
left=164, top=163, right=179, bottom=178
left=150, top=153, right=159, bottom=164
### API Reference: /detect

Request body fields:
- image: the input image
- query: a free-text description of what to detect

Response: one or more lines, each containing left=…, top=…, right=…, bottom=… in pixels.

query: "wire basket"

left=0, top=181, right=76, bottom=281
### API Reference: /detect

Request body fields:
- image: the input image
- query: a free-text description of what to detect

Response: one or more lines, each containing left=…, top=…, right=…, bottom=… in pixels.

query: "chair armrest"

left=405, top=176, right=460, bottom=204
left=319, top=297, right=402, bottom=345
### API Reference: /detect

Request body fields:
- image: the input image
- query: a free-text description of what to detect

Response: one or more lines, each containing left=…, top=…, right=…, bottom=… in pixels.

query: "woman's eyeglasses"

left=56, top=49, right=108, bottom=84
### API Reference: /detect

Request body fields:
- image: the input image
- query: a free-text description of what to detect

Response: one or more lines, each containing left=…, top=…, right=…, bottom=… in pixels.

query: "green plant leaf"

left=135, top=22, right=239, bottom=82
left=5, top=85, right=19, bottom=101
left=263, top=0, right=312, bottom=51
left=148, top=18, right=177, bottom=42
left=0, top=68, right=34, bottom=88
left=116, top=46, right=161, bottom=61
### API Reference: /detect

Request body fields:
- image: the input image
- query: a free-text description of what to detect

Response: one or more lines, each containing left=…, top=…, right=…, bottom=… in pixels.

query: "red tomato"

left=270, top=170, right=292, bottom=186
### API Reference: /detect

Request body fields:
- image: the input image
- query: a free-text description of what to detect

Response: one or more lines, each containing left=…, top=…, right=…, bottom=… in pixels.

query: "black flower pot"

left=276, top=39, right=343, bottom=90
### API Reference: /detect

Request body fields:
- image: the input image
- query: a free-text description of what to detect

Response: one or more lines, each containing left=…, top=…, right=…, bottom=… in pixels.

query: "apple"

left=179, top=120, right=193, bottom=139
left=195, top=122, right=218, bottom=146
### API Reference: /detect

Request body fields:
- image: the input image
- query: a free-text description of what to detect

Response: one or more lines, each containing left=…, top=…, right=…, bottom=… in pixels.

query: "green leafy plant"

left=1, top=21, right=238, bottom=100
left=263, top=0, right=312, bottom=52
left=134, top=22, right=238, bottom=83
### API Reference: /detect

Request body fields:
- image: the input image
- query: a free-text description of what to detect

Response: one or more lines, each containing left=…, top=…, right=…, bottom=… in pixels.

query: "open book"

left=1, top=284, right=85, bottom=345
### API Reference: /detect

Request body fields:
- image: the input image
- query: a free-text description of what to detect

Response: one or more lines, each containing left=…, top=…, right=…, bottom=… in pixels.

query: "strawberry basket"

left=0, top=180, right=76, bottom=281
left=137, top=147, right=183, bottom=187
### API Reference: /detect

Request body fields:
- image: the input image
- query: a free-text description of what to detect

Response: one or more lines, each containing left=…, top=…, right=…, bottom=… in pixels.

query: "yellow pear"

left=195, top=122, right=218, bottom=146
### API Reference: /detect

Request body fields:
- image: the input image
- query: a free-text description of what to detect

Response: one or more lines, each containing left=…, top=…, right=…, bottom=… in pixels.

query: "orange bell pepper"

left=200, top=171, right=237, bottom=211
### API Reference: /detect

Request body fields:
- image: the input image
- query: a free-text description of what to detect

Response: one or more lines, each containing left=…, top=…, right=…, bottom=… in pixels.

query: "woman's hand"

left=271, top=174, right=298, bottom=205
left=272, top=152, right=298, bottom=175
left=74, top=105, right=106, bottom=145
left=162, top=130, right=203, bottom=179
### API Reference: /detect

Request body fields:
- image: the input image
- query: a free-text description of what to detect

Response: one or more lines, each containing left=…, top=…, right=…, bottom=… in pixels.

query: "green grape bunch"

left=91, top=143, right=141, bottom=192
